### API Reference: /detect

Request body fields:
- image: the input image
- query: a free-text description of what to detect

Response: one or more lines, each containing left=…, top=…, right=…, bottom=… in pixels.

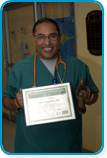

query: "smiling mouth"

left=43, top=47, right=52, bottom=52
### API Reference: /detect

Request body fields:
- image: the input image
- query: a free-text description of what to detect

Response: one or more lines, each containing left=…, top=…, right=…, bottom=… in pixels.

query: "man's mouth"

left=43, top=47, right=52, bottom=52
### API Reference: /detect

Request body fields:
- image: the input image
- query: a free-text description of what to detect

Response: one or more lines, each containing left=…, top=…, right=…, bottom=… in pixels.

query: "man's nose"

left=44, top=36, right=51, bottom=45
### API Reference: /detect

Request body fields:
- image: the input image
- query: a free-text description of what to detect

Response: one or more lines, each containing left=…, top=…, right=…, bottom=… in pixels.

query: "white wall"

left=74, top=2, right=102, bottom=152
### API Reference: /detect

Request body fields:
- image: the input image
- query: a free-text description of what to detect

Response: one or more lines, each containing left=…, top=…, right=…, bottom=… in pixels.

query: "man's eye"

left=50, top=33, right=58, bottom=38
left=51, top=35, right=56, bottom=38
left=37, top=35, right=44, bottom=39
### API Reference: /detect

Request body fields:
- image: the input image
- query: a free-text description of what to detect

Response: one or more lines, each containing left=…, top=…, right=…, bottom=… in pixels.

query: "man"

left=3, top=18, right=98, bottom=153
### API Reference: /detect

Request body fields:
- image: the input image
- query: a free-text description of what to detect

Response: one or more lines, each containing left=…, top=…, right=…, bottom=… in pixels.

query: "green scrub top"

left=4, top=55, right=98, bottom=153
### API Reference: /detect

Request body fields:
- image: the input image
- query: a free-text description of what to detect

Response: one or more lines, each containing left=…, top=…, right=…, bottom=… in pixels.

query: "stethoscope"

left=33, top=53, right=67, bottom=87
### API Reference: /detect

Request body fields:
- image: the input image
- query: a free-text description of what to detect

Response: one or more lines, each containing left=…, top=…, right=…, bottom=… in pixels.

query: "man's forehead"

left=35, top=22, right=57, bottom=33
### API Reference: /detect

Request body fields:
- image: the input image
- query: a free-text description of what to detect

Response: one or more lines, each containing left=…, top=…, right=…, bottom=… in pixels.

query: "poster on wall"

left=55, top=16, right=76, bottom=57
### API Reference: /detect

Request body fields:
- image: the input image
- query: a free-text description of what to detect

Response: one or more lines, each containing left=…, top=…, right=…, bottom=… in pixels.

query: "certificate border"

left=23, top=83, right=76, bottom=126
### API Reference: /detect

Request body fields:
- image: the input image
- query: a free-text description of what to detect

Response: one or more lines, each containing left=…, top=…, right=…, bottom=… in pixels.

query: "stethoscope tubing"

left=33, top=54, right=67, bottom=86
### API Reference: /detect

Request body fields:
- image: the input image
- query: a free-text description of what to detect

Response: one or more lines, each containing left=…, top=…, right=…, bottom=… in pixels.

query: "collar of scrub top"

left=33, top=49, right=67, bottom=87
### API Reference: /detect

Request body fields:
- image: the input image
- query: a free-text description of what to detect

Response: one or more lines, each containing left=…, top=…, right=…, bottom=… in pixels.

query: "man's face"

left=33, top=22, right=60, bottom=59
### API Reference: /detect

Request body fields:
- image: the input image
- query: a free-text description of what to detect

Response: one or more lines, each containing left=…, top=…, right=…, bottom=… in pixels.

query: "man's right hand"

left=3, top=91, right=23, bottom=111
left=16, top=90, right=24, bottom=107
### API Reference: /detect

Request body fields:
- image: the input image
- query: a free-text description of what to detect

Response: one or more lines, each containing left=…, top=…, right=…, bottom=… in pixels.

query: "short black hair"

left=32, top=17, right=60, bottom=36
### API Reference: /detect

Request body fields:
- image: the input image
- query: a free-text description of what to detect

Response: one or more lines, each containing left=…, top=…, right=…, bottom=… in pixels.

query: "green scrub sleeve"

left=4, top=67, right=19, bottom=98
left=85, top=65, right=99, bottom=93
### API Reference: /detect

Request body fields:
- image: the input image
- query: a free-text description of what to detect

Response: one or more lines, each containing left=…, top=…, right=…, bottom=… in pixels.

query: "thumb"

left=79, top=80, right=85, bottom=86
left=16, top=91, right=23, bottom=106
left=78, top=80, right=86, bottom=90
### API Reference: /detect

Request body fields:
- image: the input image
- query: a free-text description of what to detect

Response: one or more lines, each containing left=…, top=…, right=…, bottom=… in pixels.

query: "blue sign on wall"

left=55, top=16, right=76, bottom=57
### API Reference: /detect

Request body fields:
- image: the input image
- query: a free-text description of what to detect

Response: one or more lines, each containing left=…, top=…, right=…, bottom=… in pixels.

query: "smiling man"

left=33, top=19, right=60, bottom=59
left=3, top=18, right=98, bottom=153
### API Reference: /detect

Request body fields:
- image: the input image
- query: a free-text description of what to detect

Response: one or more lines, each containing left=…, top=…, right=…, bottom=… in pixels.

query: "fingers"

left=77, top=80, right=97, bottom=111
left=16, top=90, right=24, bottom=107
left=85, top=93, right=98, bottom=105
left=79, top=80, right=84, bottom=85
left=85, top=87, right=91, bottom=102
left=77, top=80, right=85, bottom=91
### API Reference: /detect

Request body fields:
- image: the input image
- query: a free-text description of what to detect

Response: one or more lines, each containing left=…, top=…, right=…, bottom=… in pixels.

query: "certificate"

left=22, top=83, right=76, bottom=126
